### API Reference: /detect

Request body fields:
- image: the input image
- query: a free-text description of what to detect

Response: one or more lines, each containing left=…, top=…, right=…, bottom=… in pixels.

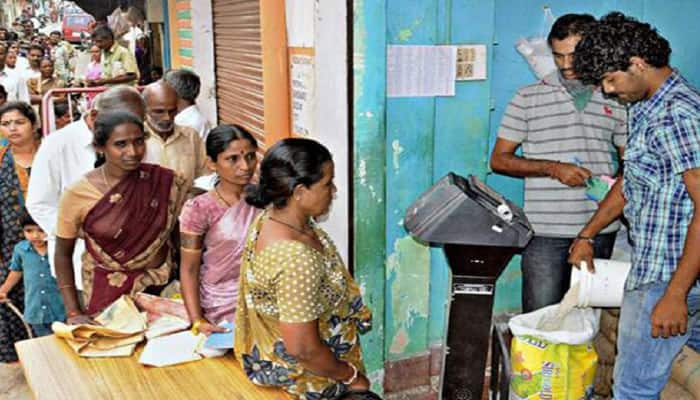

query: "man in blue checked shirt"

left=568, top=12, right=700, bottom=399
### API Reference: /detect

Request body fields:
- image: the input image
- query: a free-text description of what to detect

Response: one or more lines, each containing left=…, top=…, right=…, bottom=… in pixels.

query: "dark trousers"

left=521, top=232, right=616, bottom=313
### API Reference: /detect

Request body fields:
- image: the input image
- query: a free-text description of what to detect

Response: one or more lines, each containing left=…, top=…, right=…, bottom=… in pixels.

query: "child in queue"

left=0, top=214, right=65, bottom=337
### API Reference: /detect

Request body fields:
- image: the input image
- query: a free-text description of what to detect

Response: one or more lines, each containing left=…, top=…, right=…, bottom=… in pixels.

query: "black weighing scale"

left=404, top=173, right=533, bottom=400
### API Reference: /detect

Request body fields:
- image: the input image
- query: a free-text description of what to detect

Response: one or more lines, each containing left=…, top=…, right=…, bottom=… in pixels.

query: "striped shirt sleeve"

left=613, top=108, right=628, bottom=148
left=498, top=91, right=528, bottom=143
left=660, top=114, right=700, bottom=174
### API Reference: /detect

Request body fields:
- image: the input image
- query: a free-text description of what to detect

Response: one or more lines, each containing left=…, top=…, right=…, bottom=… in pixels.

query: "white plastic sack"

left=515, top=7, right=558, bottom=79
left=509, top=304, right=601, bottom=345
left=508, top=305, right=600, bottom=399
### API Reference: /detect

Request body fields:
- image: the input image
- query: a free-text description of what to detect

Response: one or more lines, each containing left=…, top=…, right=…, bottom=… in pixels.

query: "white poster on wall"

left=387, top=45, right=457, bottom=97
left=286, top=0, right=315, bottom=47
left=290, top=52, right=315, bottom=137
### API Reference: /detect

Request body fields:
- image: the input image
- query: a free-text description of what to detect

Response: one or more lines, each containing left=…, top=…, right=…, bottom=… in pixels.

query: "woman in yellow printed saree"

left=54, top=111, right=186, bottom=324
left=236, top=138, right=375, bottom=399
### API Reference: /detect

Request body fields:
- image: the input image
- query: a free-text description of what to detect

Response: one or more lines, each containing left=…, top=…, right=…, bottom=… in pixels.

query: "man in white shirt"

left=6, top=42, right=30, bottom=71
left=162, top=69, right=214, bottom=190
left=18, top=44, right=43, bottom=81
left=0, top=45, right=30, bottom=102
left=26, top=86, right=146, bottom=289
left=164, top=69, right=211, bottom=139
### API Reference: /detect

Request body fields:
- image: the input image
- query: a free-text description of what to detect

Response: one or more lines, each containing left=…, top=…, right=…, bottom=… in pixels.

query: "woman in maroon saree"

left=55, top=111, right=186, bottom=324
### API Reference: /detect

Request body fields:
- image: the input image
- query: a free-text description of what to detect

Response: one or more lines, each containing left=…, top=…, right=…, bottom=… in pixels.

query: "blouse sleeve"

left=55, top=188, right=84, bottom=239
left=273, top=242, right=325, bottom=323
left=179, top=195, right=209, bottom=235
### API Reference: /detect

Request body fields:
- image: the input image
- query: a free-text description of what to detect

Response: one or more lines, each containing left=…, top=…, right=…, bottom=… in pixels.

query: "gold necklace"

left=268, top=216, right=316, bottom=240
left=10, top=144, right=37, bottom=168
left=214, top=185, right=232, bottom=207
left=101, top=166, right=112, bottom=189
left=13, top=155, right=33, bottom=168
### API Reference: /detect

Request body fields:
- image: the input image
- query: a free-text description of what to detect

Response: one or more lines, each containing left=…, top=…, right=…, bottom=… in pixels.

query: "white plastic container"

left=570, top=259, right=631, bottom=307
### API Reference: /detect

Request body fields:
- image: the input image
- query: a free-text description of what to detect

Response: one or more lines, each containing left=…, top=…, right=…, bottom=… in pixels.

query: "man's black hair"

left=54, top=102, right=69, bottom=118
left=29, top=43, right=44, bottom=54
left=547, top=13, right=596, bottom=46
left=91, top=25, right=114, bottom=40
left=574, top=12, right=671, bottom=85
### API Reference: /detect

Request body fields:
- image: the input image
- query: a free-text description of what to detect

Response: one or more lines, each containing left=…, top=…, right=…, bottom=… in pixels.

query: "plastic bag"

left=516, top=7, right=557, bottom=79
left=508, top=304, right=600, bottom=400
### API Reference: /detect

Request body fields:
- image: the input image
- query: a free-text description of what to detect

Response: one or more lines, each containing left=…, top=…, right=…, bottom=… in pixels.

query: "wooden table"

left=16, top=335, right=293, bottom=400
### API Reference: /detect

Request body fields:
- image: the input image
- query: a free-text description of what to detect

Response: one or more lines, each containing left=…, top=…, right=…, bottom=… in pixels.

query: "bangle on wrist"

left=575, top=235, right=595, bottom=245
left=190, top=317, right=207, bottom=335
left=341, top=361, right=359, bottom=386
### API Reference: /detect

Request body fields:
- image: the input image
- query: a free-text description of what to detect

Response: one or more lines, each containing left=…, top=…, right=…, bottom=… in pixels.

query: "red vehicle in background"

left=62, top=12, right=94, bottom=44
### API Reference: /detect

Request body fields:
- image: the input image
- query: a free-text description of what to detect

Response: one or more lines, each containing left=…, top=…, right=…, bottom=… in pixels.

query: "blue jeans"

left=613, top=282, right=700, bottom=399
left=521, top=233, right=616, bottom=312
left=31, top=323, right=53, bottom=337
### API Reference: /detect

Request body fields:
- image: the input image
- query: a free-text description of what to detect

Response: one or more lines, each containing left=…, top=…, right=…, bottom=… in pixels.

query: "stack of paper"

left=52, top=296, right=147, bottom=357
left=139, top=330, right=205, bottom=367
left=139, top=321, right=234, bottom=367
left=145, top=315, right=190, bottom=339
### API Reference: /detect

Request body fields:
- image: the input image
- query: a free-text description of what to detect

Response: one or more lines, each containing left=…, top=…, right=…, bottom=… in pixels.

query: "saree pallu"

left=235, top=211, right=372, bottom=399
left=200, top=201, right=258, bottom=323
left=80, top=163, right=186, bottom=315
left=0, top=145, right=30, bottom=361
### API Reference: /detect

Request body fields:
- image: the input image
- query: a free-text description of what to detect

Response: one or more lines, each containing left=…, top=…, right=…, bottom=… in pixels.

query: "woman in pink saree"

left=179, top=125, right=259, bottom=334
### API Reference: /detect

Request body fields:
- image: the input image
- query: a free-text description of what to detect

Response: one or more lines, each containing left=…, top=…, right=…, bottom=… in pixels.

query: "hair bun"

left=245, top=184, right=270, bottom=208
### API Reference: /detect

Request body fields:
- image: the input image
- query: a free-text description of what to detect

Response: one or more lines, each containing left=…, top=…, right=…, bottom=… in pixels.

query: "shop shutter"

left=212, top=0, right=266, bottom=148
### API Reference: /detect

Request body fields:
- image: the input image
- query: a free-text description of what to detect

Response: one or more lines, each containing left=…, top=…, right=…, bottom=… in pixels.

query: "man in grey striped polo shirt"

left=490, top=14, right=627, bottom=312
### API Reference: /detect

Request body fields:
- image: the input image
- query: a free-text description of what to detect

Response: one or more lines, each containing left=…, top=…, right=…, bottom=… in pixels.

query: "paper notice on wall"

left=286, top=0, right=315, bottom=47
left=290, top=51, right=315, bottom=136
left=387, top=45, right=457, bottom=97
left=456, top=45, right=488, bottom=81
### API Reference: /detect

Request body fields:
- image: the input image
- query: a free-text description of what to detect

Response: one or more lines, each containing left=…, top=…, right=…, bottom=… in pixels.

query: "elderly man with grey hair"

left=26, top=86, right=145, bottom=288
left=164, top=69, right=211, bottom=139
left=141, top=79, right=207, bottom=192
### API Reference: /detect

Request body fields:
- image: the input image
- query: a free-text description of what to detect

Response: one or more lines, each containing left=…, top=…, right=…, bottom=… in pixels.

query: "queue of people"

left=1, top=5, right=697, bottom=400
left=0, top=73, right=376, bottom=397
left=0, top=19, right=164, bottom=143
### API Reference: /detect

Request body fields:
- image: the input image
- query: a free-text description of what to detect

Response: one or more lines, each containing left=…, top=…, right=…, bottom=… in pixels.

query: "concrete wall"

left=283, top=0, right=351, bottom=262
left=313, top=0, right=351, bottom=263
left=189, top=0, right=217, bottom=125
left=353, top=0, right=388, bottom=391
